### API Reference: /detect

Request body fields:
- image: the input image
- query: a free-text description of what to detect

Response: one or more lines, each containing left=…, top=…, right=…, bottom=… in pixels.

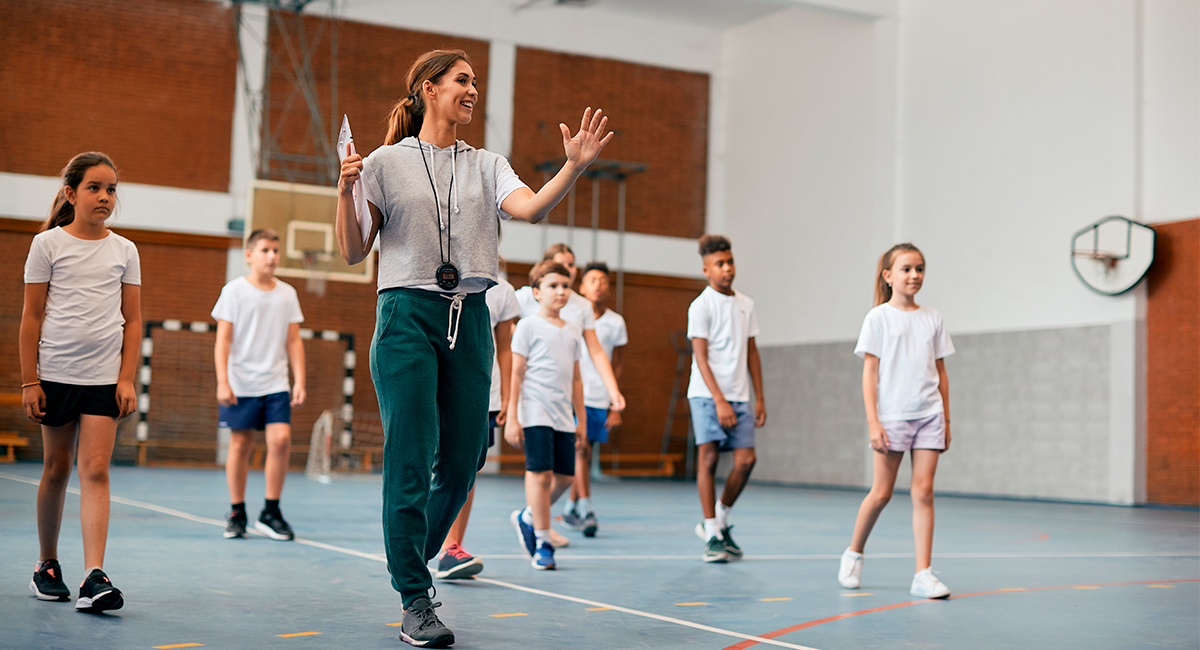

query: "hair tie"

left=407, top=94, right=416, bottom=102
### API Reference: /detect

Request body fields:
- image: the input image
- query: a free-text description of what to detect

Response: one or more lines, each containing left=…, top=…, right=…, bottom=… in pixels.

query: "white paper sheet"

left=336, top=115, right=371, bottom=249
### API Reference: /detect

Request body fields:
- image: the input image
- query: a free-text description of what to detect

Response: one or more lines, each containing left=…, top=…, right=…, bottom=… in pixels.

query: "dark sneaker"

left=721, top=525, right=743, bottom=560
left=30, top=559, right=70, bottom=602
left=509, top=508, right=535, bottom=556
left=400, top=595, right=455, bottom=648
left=581, top=511, right=598, bottom=538
left=435, top=544, right=483, bottom=580
left=224, top=509, right=247, bottom=539
left=531, top=541, right=556, bottom=570
left=255, top=509, right=294, bottom=541
left=702, top=536, right=729, bottom=564
left=75, top=569, right=123, bottom=612
left=561, top=509, right=584, bottom=531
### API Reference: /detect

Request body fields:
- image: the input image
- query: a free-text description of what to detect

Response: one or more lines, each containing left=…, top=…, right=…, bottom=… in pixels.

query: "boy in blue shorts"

left=562, top=262, right=627, bottom=536
left=687, top=235, right=766, bottom=563
left=505, top=261, right=586, bottom=570
left=212, top=229, right=306, bottom=541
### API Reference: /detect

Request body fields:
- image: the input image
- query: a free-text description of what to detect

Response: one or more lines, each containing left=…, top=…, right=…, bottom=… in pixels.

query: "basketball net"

left=1072, top=249, right=1120, bottom=275
left=301, top=250, right=332, bottom=296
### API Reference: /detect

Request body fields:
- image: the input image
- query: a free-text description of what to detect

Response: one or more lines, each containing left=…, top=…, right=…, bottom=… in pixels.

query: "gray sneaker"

left=581, top=511, right=598, bottom=537
left=400, top=596, right=455, bottom=647
left=561, top=509, right=584, bottom=531
left=702, top=535, right=729, bottom=563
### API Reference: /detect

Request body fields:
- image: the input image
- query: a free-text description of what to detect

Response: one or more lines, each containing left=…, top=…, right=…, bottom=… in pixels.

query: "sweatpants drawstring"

left=442, top=293, right=467, bottom=350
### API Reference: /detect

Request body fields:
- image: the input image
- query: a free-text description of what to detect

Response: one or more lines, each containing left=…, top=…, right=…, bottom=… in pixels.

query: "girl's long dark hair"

left=42, top=152, right=117, bottom=232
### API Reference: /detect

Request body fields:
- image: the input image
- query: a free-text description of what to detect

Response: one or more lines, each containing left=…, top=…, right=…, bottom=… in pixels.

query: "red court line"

left=721, top=579, right=1200, bottom=650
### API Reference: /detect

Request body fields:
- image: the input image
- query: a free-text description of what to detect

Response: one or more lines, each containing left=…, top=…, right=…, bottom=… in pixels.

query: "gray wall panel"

left=757, top=325, right=1111, bottom=501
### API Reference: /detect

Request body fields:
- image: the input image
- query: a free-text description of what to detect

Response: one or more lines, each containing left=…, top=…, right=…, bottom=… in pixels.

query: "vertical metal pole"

left=591, top=178, right=600, bottom=263
left=328, top=0, right=338, bottom=185
left=616, top=178, right=626, bottom=312
left=566, top=184, right=576, bottom=248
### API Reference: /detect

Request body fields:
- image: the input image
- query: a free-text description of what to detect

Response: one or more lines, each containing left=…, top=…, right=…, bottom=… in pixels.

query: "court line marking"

left=466, top=551, right=1200, bottom=560
left=153, top=644, right=204, bottom=649
left=277, top=631, right=321, bottom=637
left=760, top=598, right=792, bottom=602
left=586, top=607, right=612, bottom=611
left=676, top=602, right=709, bottom=606
left=718, top=579, right=1200, bottom=650
left=841, top=593, right=873, bottom=597
left=0, top=473, right=823, bottom=650
left=489, top=613, right=527, bottom=618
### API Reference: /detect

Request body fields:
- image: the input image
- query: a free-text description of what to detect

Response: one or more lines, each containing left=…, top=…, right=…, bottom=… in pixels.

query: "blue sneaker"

left=510, top=508, right=536, bottom=556
left=531, top=541, right=556, bottom=570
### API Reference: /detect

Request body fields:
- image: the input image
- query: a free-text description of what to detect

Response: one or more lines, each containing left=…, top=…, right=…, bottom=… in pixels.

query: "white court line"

left=0, top=472, right=819, bottom=650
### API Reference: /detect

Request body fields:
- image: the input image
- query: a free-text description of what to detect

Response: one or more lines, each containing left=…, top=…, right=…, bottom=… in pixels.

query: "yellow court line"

left=1147, top=585, right=1175, bottom=588
left=676, top=602, right=709, bottom=606
left=277, top=632, right=321, bottom=637
left=841, top=593, right=874, bottom=597
left=761, top=598, right=793, bottom=602
left=154, top=645, right=204, bottom=649
left=490, top=613, right=528, bottom=618
left=586, top=607, right=612, bottom=611
left=386, top=622, right=403, bottom=627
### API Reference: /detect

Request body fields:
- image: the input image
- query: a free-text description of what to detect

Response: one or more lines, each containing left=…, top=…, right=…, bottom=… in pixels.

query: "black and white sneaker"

left=75, top=568, right=123, bottom=613
left=255, top=509, right=295, bottom=541
left=721, top=525, right=743, bottom=560
left=400, top=595, right=455, bottom=647
left=30, top=559, right=70, bottom=602
left=224, top=509, right=247, bottom=539
left=581, top=511, right=599, bottom=538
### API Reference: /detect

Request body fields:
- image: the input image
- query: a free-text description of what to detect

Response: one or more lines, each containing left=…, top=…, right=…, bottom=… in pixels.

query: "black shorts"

left=488, top=411, right=499, bottom=448
left=40, top=381, right=120, bottom=428
left=523, top=426, right=575, bottom=475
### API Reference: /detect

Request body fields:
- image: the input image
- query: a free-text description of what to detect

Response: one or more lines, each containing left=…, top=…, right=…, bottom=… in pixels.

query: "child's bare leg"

left=719, top=447, right=757, bottom=508
left=225, top=430, right=254, bottom=504
left=37, top=422, right=77, bottom=562
left=550, top=472, right=573, bottom=505
left=696, top=442, right=720, bottom=518
left=443, top=485, right=475, bottom=549
left=910, top=449, right=940, bottom=572
left=571, top=443, right=592, bottom=502
left=526, top=470, right=554, bottom=529
left=849, top=450, right=904, bottom=553
left=263, top=423, right=291, bottom=500
left=76, top=415, right=117, bottom=570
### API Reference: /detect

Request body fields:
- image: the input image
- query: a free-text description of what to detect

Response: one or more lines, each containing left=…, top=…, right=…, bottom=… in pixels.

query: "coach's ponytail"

left=384, top=49, right=472, bottom=146
left=41, top=152, right=117, bottom=232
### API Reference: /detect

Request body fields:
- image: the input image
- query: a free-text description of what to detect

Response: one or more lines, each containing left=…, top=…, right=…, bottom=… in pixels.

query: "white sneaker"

left=838, top=548, right=863, bottom=589
left=549, top=528, right=571, bottom=548
left=910, top=568, right=951, bottom=599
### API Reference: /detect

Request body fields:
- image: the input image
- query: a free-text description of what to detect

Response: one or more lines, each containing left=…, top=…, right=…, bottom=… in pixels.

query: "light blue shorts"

left=689, top=398, right=755, bottom=450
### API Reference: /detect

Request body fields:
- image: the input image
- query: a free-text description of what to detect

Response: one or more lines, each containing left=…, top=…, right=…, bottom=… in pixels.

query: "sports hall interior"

left=0, top=1, right=1196, bottom=649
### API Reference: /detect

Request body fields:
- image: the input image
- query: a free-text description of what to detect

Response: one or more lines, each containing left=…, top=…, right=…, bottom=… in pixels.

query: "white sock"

left=704, top=518, right=723, bottom=541
left=844, top=548, right=862, bottom=558
left=84, top=566, right=102, bottom=576
left=563, top=499, right=576, bottom=516
left=520, top=506, right=533, bottom=526
left=578, top=497, right=592, bottom=515
left=716, top=501, right=731, bottom=529
left=534, top=529, right=552, bottom=547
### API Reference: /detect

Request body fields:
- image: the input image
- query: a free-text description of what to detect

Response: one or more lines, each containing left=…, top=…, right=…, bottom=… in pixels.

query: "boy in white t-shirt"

left=212, top=229, right=306, bottom=541
left=687, top=235, right=766, bottom=564
left=562, top=261, right=627, bottom=536
left=435, top=272, right=521, bottom=580
left=505, top=261, right=586, bottom=570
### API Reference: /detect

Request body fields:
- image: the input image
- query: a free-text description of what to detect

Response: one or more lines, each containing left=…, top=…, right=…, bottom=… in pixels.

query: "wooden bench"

left=0, top=432, right=30, bottom=462
left=126, top=439, right=308, bottom=470
left=484, top=452, right=685, bottom=477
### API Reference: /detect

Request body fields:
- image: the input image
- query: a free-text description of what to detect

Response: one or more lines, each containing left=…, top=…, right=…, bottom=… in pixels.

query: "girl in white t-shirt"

left=839, top=243, right=955, bottom=600
left=20, top=152, right=142, bottom=613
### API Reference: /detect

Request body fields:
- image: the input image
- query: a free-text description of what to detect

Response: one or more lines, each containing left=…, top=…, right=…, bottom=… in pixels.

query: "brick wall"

left=0, top=0, right=237, bottom=191
left=263, top=12, right=490, bottom=185
left=503, top=262, right=706, bottom=474
left=511, top=48, right=709, bottom=240
left=1146, top=218, right=1199, bottom=506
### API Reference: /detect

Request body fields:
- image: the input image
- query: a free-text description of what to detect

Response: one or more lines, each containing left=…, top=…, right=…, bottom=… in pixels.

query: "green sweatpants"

left=370, top=288, right=492, bottom=607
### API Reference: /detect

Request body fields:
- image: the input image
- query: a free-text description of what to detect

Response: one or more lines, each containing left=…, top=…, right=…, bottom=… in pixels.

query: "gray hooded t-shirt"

left=362, top=137, right=524, bottom=293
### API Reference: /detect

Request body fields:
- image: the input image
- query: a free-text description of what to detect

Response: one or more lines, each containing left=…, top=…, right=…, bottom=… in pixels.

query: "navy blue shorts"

left=40, top=381, right=120, bottom=428
left=523, top=426, right=575, bottom=475
left=585, top=406, right=609, bottom=443
left=488, top=411, right=498, bottom=448
left=218, top=392, right=291, bottom=431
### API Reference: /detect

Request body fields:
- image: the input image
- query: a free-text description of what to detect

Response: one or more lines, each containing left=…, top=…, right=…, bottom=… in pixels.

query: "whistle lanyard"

left=417, top=137, right=456, bottom=268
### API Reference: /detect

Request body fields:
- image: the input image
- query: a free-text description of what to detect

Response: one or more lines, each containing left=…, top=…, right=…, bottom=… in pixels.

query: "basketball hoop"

left=1071, top=249, right=1120, bottom=275
left=301, top=250, right=332, bottom=297
left=1069, top=216, right=1155, bottom=296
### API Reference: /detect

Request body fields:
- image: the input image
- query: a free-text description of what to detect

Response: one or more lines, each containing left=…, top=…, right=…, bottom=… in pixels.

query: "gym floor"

left=1, top=464, right=1197, bottom=650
